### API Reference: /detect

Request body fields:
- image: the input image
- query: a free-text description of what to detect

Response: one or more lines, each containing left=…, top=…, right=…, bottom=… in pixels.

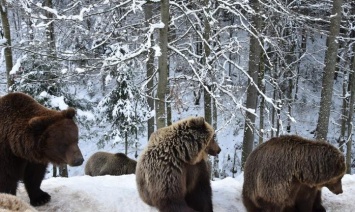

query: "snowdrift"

left=16, top=174, right=355, bottom=212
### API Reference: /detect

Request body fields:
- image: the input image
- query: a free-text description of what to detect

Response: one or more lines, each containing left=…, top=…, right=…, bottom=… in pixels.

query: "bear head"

left=28, top=108, right=84, bottom=166
left=185, top=117, right=221, bottom=163
left=324, top=176, right=343, bottom=194
left=316, top=144, right=346, bottom=195
left=206, top=134, right=221, bottom=156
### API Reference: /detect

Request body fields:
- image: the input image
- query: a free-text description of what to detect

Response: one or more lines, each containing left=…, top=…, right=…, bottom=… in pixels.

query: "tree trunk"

left=144, top=3, right=155, bottom=139
left=166, top=66, right=172, bottom=126
left=204, top=85, right=212, bottom=124
left=241, top=0, right=262, bottom=168
left=339, top=71, right=348, bottom=151
left=295, top=27, right=307, bottom=101
left=125, top=131, right=128, bottom=155
left=0, top=0, right=14, bottom=90
left=346, top=48, right=355, bottom=174
left=44, top=0, right=56, bottom=57
left=53, top=164, right=68, bottom=177
left=315, top=0, right=343, bottom=140
left=212, top=90, right=219, bottom=178
left=59, top=164, right=68, bottom=177
left=166, top=93, right=172, bottom=126
left=203, top=0, right=212, bottom=126
left=271, top=74, right=277, bottom=138
left=135, top=128, right=138, bottom=158
left=53, top=165, right=57, bottom=177
left=155, top=0, right=169, bottom=129
left=258, top=52, right=265, bottom=144
left=276, top=98, right=281, bottom=137
left=283, top=23, right=296, bottom=134
left=228, top=16, right=235, bottom=76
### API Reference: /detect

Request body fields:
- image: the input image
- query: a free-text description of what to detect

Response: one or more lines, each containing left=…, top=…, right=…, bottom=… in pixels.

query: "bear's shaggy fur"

left=0, top=92, right=84, bottom=206
left=0, top=193, right=38, bottom=212
left=242, top=135, right=346, bottom=212
left=136, top=117, right=221, bottom=212
left=85, top=152, right=137, bottom=176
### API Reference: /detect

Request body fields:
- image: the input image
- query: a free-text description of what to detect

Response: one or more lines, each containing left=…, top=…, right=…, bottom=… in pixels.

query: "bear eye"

left=58, top=143, right=68, bottom=153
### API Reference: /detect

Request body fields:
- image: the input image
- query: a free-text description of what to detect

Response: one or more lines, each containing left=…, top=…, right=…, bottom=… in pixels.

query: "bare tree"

left=346, top=44, right=355, bottom=174
left=0, top=0, right=14, bottom=90
left=346, top=75, right=354, bottom=174
left=315, top=0, right=343, bottom=140
left=241, top=0, right=262, bottom=168
left=144, top=2, right=155, bottom=139
left=156, top=0, right=169, bottom=129
left=258, top=52, right=266, bottom=144
left=203, top=0, right=212, bottom=126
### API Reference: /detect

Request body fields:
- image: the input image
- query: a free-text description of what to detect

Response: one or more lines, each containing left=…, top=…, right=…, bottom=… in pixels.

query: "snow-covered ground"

left=16, top=173, right=355, bottom=212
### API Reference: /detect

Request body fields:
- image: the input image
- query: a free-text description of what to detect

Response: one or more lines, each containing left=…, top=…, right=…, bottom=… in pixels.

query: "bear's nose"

left=335, top=189, right=343, bottom=195
left=71, top=157, right=84, bottom=166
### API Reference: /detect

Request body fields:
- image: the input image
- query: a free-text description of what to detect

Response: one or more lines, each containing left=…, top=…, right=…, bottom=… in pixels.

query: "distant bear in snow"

left=85, top=152, right=137, bottom=176
left=136, top=116, right=221, bottom=212
left=242, top=135, right=346, bottom=212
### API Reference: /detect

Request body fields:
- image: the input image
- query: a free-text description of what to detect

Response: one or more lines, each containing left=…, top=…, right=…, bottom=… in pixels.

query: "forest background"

left=0, top=0, right=354, bottom=178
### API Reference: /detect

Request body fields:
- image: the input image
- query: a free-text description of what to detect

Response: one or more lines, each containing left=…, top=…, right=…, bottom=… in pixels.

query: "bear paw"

left=30, top=192, right=51, bottom=206
left=313, top=205, right=326, bottom=212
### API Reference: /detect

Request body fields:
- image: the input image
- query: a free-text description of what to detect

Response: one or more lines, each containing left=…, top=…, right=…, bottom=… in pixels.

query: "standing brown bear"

left=0, top=92, right=84, bottom=206
left=136, top=117, right=221, bottom=212
left=242, top=135, right=346, bottom=212
left=85, top=152, right=137, bottom=176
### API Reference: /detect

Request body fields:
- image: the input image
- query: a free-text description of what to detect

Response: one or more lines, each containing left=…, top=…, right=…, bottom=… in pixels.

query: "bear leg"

left=242, top=195, right=263, bottom=212
left=158, top=199, right=197, bottom=212
left=0, top=157, right=24, bottom=195
left=185, top=180, right=213, bottom=212
left=312, top=191, right=326, bottom=212
left=290, top=186, right=325, bottom=212
left=184, top=161, right=213, bottom=212
left=23, top=162, right=51, bottom=206
left=0, top=176, right=18, bottom=195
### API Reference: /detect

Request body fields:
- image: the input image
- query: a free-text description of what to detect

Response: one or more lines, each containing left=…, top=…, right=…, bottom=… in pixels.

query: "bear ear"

left=62, top=107, right=76, bottom=119
left=28, top=116, right=54, bottom=132
left=188, top=117, right=205, bottom=128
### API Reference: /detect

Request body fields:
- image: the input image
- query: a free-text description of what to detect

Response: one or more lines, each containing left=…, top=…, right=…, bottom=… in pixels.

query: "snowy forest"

left=0, top=0, right=354, bottom=179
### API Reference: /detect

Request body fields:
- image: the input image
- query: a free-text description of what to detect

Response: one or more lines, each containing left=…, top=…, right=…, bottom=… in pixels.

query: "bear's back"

left=0, top=92, right=54, bottom=120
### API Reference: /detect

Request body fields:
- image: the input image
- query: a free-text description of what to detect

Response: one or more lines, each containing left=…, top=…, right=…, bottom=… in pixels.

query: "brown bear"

left=0, top=193, right=38, bottom=212
left=136, top=116, right=221, bottom=212
left=242, top=135, right=346, bottom=212
left=85, top=152, right=137, bottom=176
left=0, top=92, right=84, bottom=206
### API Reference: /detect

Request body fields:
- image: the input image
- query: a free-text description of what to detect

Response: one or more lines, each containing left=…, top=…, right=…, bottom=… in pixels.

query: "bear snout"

left=326, top=181, right=343, bottom=195
left=66, top=150, right=84, bottom=166
left=207, top=147, right=221, bottom=156
left=330, top=187, right=343, bottom=195
left=70, top=157, right=84, bottom=166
